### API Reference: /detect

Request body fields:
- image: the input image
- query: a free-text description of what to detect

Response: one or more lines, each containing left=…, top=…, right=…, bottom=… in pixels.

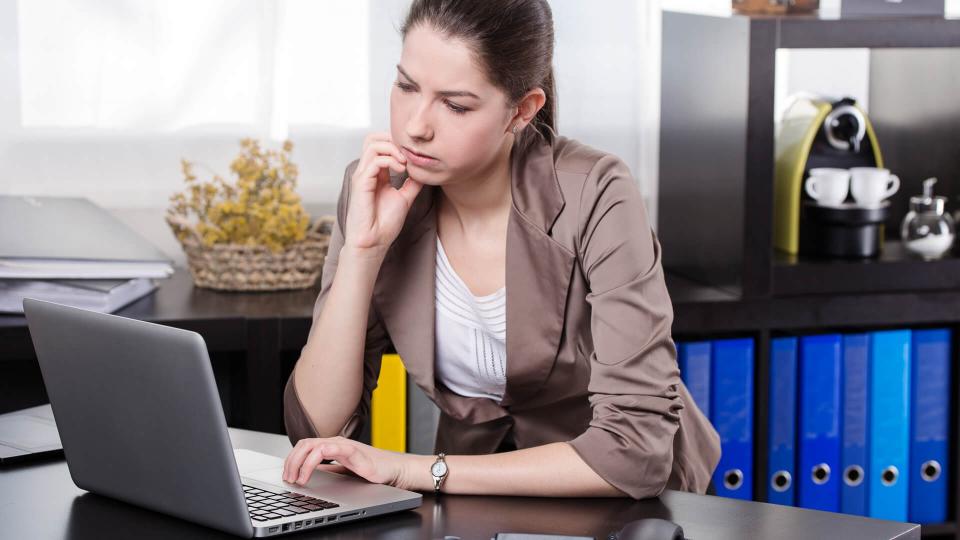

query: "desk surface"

left=0, top=269, right=322, bottom=329
left=0, top=428, right=920, bottom=540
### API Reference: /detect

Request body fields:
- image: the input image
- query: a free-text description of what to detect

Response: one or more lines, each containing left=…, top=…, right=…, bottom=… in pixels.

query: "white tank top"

left=434, top=235, right=507, bottom=401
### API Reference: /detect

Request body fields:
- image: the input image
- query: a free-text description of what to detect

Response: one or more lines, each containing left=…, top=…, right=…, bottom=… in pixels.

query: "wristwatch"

left=431, top=453, right=448, bottom=493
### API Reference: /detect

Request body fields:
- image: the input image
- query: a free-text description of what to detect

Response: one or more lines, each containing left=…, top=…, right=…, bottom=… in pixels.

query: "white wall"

left=1, top=0, right=665, bottom=267
left=6, top=0, right=959, bottom=267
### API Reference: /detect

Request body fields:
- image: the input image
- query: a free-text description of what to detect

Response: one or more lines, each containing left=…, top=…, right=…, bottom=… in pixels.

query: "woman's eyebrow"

left=396, top=64, right=480, bottom=99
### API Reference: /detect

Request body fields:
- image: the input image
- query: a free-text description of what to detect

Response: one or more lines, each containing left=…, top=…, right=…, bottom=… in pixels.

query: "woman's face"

left=390, top=24, right=516, bottom=186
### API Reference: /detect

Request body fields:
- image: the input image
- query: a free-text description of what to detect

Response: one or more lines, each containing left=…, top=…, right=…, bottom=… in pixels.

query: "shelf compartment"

left=772, top=240, right=960, bottom=296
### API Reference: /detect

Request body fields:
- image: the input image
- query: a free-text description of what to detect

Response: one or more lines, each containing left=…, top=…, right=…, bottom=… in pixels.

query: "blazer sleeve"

left=283, top=160, right=391, bottom=445
left=566, top=154, right=687, bottom=499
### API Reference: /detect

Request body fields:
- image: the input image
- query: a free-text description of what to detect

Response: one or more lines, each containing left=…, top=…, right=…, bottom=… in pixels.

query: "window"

left=16, top=0, right=370, bottom=133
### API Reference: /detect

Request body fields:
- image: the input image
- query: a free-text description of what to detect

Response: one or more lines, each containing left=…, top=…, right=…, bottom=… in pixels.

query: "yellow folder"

left=371, top=354, right=406, bottom=452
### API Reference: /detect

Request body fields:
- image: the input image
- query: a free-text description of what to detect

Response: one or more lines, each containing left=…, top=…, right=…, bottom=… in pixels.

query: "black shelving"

left=659, top=10, right=960, bottom=537
left=773, top=15, right=960, bottom=49
left=772, top=241, right=960, bottom=296
left=923, top=523, right=958, bottom=539
left=668, top=273, right=960, bottom=335
left=658, top=10, right=960, bottom=299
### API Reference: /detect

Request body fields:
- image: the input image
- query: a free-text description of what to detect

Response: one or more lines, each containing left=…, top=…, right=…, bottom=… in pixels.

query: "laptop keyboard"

left=243, top=484, right=340, bottom=522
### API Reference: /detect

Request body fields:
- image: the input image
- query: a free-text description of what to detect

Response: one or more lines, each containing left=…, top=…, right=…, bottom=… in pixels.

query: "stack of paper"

left=0, top=278, right=157, bottom=314
left=1, top=195, right=173, bottom=313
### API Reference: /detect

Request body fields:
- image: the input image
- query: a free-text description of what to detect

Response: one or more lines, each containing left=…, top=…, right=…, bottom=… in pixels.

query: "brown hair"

left=400, top=0, right=557, bottom=154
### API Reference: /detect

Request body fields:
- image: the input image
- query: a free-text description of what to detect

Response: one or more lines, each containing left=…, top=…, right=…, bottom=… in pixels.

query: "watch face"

left=431, top=461, right=448, bottom=477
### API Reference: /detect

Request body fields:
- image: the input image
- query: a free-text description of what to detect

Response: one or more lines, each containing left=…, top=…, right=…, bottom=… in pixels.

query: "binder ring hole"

left=843, top=465, right=864, bottom=487
left=723, top=469, right=744, bottom=490
left=812, top=463, right=831, bottom=485
left=881, top=466, right=899, bottom=487
left=771, top=470, right=792, bottom=492
left=921, top=460, right=942, bottom=482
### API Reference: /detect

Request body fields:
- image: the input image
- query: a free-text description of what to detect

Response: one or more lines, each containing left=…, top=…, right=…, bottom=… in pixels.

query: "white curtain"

left=0, top=0, right=731, bottom=230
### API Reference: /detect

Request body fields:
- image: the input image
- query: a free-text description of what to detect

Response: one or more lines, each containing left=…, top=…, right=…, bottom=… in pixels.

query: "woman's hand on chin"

left=344, top=132, right=423, bottom=255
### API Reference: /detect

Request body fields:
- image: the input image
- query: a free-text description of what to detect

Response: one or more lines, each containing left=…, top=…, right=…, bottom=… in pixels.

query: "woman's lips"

left=401, top=146, right=439, bottom=168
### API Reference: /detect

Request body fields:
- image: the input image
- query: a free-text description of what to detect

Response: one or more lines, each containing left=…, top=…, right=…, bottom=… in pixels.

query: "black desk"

left=0, top=428, right=921, bottom=540
left=0, top=270, right=322, bottom=432
left=0, top=270, right=743, bottom=434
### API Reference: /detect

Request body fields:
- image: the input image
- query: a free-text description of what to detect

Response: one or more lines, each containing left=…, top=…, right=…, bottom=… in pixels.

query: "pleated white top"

left=434, top=235, right=507, bottom=401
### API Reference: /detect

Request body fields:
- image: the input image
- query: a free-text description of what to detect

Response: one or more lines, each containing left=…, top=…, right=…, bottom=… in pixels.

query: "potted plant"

left=166, top=139, right=333, bottom=291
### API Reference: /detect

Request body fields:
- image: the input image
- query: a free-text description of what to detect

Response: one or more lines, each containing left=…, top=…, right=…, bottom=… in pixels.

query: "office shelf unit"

left=659, top=10, right=960, bottom=298
left=659, top=10, right=960, bottom=538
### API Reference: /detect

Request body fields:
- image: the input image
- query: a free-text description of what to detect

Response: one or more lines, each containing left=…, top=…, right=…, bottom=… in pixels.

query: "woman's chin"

left=406, top=171, right=447, bottom=186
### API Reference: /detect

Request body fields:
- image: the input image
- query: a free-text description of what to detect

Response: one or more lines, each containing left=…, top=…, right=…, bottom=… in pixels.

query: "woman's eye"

left=395, top=81, right=467, bottom=115
left=446, top=102, right=468, bottom=115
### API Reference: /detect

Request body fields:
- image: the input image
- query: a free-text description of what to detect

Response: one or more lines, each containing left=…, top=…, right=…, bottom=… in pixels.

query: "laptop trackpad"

left=234, top=448, right=285, bottom=474
left=236, top=449, right=415, bottom=506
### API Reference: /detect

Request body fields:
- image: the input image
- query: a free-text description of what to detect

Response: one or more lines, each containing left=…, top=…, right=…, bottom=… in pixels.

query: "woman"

left=282, top=0, right=720, bottom=499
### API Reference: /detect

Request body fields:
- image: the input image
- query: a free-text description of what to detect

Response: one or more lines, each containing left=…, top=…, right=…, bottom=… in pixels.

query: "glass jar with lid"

left=901, top=177, right=955, bottom=260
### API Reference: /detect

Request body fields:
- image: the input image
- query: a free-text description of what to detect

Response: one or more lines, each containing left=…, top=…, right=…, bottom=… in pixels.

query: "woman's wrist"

left=335, top=245, right=389, bottom=288
left=398, top=453, right=436, bottom=492
left=340, top=243, right=389, bottom=264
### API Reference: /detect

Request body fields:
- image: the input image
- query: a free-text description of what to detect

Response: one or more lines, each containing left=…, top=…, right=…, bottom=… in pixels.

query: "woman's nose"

left=405, top=102, right=433, bottom=141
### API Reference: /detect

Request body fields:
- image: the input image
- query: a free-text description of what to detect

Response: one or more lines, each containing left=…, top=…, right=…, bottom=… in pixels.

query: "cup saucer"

left=809, top=200, right=890, bottom=210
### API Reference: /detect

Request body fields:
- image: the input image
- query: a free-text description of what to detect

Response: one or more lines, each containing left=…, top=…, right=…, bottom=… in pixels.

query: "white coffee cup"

left=805, top=168, right=851, bottom=207
left=850, top=167, right=899, bottom=208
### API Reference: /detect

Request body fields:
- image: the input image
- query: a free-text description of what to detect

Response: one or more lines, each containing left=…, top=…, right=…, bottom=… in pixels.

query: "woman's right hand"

left=343, top=132, right=424, bottom=257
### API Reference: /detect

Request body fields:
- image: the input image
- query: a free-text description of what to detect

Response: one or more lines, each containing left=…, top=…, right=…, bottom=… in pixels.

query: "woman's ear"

left=508, top=87, right=547, bottom=133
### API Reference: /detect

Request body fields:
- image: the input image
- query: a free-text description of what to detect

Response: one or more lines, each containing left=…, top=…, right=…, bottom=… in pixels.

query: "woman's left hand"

left=282, top=436, right=420, bottom=491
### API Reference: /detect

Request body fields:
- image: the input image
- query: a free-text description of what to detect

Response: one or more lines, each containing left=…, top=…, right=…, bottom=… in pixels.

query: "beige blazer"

left=284, top=127, right=721, bottom=499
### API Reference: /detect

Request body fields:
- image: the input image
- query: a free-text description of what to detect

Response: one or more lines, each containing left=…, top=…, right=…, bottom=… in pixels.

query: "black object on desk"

left=611, top=519, right=684, bottom=540
left=494, top=518, right=685, bottom=540
left=0, top=428, right=921, bottom=540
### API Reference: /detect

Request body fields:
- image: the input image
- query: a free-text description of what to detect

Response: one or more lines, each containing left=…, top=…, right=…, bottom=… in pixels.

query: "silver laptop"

left=24, top=299, right=421, bottom=537
left=0, top=404, right=62, bottom=464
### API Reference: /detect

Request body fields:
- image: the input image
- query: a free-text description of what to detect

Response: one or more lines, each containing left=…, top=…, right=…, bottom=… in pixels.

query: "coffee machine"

left=774, top=96, right=887, bottom=257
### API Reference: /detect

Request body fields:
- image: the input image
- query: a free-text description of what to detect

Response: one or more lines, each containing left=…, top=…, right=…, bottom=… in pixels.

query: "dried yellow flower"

left=166, top=138, right=310, bottom=252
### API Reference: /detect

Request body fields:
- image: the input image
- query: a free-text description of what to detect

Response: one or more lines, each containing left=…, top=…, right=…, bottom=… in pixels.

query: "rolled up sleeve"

left=566, top=155, right=684, bottom=499
left=283, top=160, right=390, bottom=445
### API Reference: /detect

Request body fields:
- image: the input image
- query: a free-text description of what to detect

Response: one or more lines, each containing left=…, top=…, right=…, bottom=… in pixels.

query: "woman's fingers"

left=315, top=462, right=356, bottom=477
left=285, top=437, right=370, bottom=485
left=359, top=156, right=407, bottom=189
left=362, top=140, right=407, bottom=168
left=283, top=439, right=397, bottom=489
left=284, top=437, right=338, bottom=483
left=317, top=443, right=375, bottom=481
left=283, top=440, right=315, bottom=482
left=361, top=132, right=392, bottom=155
left=355, top=138, right=406, bottom=192
left=342, top=131, right=417, bottom=252
left=395, top=176, right=424, bottom=207
left=358, top=155, right=406, bottom=182
left=295, top=446, right=330, bottom=485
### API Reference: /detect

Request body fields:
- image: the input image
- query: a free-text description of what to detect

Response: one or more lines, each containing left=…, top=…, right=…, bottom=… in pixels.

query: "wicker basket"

left=171, top=215, right=335, bottom=292
left=732, top=0, right=818, bottom=15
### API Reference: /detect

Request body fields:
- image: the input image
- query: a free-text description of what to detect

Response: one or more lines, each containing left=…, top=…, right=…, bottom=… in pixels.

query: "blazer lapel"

left=373, top=182, right=438, bottom=401
left=501, top=130, right=576, bottom=408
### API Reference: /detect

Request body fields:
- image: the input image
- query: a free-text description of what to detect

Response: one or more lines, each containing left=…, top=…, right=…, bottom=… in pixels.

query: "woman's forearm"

left=293, top=245, right=387, bottom=437
left=400, top=442, right=626, bottom=498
